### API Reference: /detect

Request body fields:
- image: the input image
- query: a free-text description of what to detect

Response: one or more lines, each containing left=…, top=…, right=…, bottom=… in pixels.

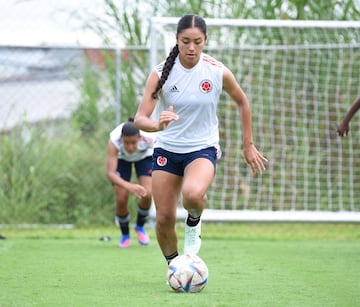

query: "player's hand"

left=129, top=184, right=147, bottom=198
left=337, top=123, right=349, bottom=137
left=158, top=106, right=179, bottom=130
left=243, top=143, right=268, bottom=174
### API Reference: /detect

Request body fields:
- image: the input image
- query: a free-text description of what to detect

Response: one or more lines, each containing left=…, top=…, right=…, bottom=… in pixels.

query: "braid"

left=151, top=45, right=179, bottom=100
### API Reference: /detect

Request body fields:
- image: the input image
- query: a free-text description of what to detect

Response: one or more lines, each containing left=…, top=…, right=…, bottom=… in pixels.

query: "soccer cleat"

left=119, top=234, right=130, bottom=248
left=134, top=225, right=150, bottom=245
left=183, top=220, right=202, bottom=255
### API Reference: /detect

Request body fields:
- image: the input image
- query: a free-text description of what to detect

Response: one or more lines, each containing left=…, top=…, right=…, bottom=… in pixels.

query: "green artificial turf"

left=0, top=223, right=359, bottom=307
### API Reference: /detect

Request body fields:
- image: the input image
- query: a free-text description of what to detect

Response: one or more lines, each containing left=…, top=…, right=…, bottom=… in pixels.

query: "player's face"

left=121, top=135, right=140, bottom=154
left=177, top=27, right=207, bottom=69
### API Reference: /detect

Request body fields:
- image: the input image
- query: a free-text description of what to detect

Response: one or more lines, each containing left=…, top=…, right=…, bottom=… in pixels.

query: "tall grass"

left=0, top=123, right=118, bottom=225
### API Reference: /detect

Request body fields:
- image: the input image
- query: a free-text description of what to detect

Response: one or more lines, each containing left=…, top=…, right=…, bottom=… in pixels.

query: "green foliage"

left=0, top=124, right=115, bottom=225
left=285, top=0, right=360, bottom=20
left=102, top=0, right=152, bottom=45
left=117, top=49, right=150, bottom=119
left=71, top=63, right=101, bottom=133
left=115, top=0, right=360, bottom=20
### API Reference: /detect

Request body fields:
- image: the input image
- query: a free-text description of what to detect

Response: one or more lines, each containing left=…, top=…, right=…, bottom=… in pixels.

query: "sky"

left=0, top=0, right=107, bottom=46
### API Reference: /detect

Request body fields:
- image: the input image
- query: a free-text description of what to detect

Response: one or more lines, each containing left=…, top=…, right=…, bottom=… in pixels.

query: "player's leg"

left=114, top=159, right=132, bottom=248
left=152, top=170, right=182, bottom=263
left=114, top=185, right=131, bottom=247
left=133, top=175, right=151, bottom=245
left=133, top=156, right=153, bottom=245
left=182, top=148, right=216, bottom=254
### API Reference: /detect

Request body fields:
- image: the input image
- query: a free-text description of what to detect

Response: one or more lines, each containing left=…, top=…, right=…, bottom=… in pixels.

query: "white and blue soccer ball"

left=167, top=253, right=208, bottom=293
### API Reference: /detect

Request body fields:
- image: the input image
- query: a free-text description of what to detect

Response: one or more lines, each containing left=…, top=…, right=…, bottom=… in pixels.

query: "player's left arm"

left=222, top=66, right=268, bottom=174
left=106, top=141, right=147, bottom=198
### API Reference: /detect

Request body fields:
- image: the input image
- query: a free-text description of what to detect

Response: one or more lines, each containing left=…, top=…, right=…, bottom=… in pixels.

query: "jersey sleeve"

left=109, top=124, right=124, bottom=149
left=140, top=130, right=157, bottom=147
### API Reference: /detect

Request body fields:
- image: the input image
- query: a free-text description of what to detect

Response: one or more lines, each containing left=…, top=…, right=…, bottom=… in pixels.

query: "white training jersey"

left=110, top=123, right=157, bottom=162
left=155, top=53, right=223, bottom=154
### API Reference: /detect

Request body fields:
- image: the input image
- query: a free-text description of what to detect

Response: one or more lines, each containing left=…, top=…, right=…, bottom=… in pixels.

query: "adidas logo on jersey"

left=170, top=85, right=179, bottom=92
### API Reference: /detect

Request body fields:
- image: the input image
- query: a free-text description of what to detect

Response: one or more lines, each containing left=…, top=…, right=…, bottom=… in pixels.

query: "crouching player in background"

left=106, top=117, right=156, bottom=248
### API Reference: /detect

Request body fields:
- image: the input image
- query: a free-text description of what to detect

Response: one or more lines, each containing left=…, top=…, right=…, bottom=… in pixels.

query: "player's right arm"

left=134, top=70, right=178, bottom=132
left=106, top=140, right=146, bottom=198
left=337, top=96, right=360, bottom=137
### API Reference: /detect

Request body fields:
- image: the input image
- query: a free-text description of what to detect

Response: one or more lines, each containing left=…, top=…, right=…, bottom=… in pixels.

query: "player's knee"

left=116, top=195, right=128, bottom=205
left=182, top=187, right=206, bottom=205
left=115, top=188, right=129, bottom=205
left=156, top=211, right=176, bottom=227
left=145, top=189, right=153, bottom=200
left=139, top=196, right=152, bottom=209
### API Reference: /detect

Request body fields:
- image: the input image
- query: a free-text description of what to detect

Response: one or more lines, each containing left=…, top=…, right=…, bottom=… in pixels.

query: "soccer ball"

left=167, top=254, right=208, bottom=293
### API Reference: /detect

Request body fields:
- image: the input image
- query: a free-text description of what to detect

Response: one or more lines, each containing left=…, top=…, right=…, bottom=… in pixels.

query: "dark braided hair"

left=151, top=14, right=207, bottom=100
left=151, top=45, right=179, bottom=100
left=121, top=117, right=140, bottom=137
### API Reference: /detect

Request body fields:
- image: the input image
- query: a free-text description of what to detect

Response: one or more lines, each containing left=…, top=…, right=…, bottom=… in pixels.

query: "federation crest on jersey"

left=199, top=79, right=213, bottom=93
left=157, top=156, right=167, bottom=167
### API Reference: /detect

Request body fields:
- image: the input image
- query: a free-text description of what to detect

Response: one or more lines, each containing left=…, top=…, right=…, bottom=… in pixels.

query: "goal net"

left=149, top=18, right=360, bottom=222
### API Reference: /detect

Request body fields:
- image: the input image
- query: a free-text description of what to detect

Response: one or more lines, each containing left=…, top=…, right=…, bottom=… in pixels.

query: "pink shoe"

left=134, top=225, right=150, bottom=245
left=119, top=234, right=130, bottom=248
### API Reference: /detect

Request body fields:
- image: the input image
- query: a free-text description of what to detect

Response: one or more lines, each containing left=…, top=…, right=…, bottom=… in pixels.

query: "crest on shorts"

left=199, top=79, right=212, bottom=93
left=157, top=156, right=167, bottom=167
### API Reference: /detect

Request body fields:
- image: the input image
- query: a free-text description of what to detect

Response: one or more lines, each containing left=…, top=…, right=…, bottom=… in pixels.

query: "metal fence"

left=0, top=45, right=146, bottom=133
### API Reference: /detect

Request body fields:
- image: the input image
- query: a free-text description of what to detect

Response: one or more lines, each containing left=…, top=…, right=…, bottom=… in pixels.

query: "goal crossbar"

left=151, top=17, right=360, bottom=29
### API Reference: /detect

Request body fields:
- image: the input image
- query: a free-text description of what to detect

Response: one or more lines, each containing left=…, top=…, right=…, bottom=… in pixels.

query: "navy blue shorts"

left=152, top=147, right=217, bottom=176
left=117, top=156, right=152, bottom=181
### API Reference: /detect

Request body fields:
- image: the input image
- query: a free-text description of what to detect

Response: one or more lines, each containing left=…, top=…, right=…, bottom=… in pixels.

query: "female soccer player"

left=134, top=14, right=267, bottom=263
left=337, top=96, right=360, bottom=137
left=106, top=118, right=156, bottom=248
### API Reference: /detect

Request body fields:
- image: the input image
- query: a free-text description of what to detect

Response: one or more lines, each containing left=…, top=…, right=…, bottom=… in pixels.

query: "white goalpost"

left=149, top=17, right=360, bottom=222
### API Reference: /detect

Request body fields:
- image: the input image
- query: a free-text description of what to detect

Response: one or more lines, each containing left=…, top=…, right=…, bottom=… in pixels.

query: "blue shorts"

left=117, top=156, right=152, bottom=181
left=152, top=147, right=217, bottom=176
